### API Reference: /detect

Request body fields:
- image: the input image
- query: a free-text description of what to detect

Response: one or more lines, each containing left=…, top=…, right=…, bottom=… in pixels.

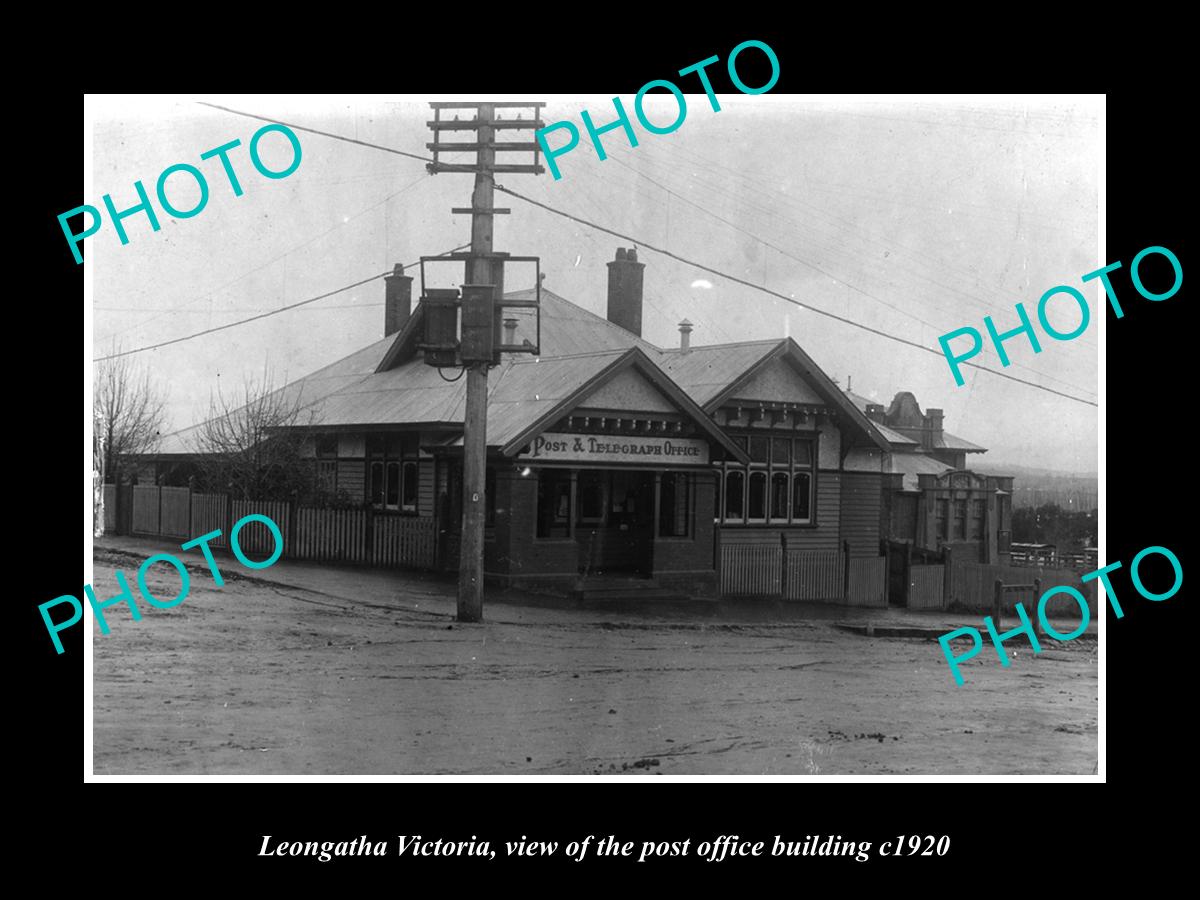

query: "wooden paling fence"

left=846, top=556, right=887, bottom=608
left=719, top=544, right=884, bottom=605
left=230, top=500, right=291, bottom=560
left=950, top=561, right=1097, bottom=614
left=373, top=515, right=437, bottom=568
left=190, top=492, right=229, bottom=547
left=293, top=507, right=368, bottom=564
left=159, top=486, right=191, bottom=538
left=907, top=564, right=946, bottom=610
left=114, top=487, right=435, bottom=571
left=131, top=485, right=161, bottom=535
left=784, top=550, right=843, bottom=601
left=720, top=544, right=782, bottom=598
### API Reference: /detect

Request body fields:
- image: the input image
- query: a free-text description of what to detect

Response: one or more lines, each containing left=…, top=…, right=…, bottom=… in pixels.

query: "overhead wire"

left=165, top=106, right=1098, bottom=407
left=602, top=146, right=1097, bottom=397
left=93, top=245, right=469, bottom=362
left=490, top=179, right=1098, bottom=408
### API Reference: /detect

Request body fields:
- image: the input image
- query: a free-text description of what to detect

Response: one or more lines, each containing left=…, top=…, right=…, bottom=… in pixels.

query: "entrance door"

left=608, top=471, right=654, bottom=575
left=575, top=470, right=655, bottom=576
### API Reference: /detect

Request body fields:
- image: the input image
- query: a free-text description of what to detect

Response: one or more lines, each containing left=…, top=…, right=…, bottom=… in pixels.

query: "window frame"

left=366, top=432, right=421, bottom=514
left=536, top=468, right=574, bottom=540
left=714, top=432, right=816, bottom=526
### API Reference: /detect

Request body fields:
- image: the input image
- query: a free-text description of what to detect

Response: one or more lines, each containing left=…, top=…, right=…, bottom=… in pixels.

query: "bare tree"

left=94, top=351, right=170, bottom=535
left=190, top=365, right=317, bottom=501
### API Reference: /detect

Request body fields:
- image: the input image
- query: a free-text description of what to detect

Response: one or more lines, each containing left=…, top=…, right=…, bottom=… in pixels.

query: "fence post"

left=1032, top=577, right=1042, bottom=641
left=993, top=579, right=1003, bottom=629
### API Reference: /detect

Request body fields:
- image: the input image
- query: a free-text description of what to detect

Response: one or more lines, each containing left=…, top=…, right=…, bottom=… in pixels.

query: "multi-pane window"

left=954, top=498, right=968, bottom=540
left=315, top=435, right=338, bottom=495
left=367, top=433, right=419, bottom=512
left=714, top=435, right=814, bottom=524
left=970, top=498, right=986, bottom=540
left=659, top=472, right=690, bottom=537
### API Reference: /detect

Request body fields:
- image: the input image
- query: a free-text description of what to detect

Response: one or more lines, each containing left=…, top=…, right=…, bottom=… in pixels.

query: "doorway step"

left=572, top=575, right=692, bottom=603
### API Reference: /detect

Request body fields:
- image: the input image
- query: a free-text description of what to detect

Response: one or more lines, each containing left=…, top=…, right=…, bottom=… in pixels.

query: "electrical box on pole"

left=420, top=101, right=545, bottom=623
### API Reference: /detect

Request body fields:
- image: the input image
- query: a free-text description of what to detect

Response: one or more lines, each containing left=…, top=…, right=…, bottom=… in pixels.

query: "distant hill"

left=974, top=463, right=1098, bottom=511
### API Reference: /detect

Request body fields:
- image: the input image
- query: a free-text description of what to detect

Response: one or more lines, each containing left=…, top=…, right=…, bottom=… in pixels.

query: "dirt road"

left=91, top=548, right=1098, bottom=775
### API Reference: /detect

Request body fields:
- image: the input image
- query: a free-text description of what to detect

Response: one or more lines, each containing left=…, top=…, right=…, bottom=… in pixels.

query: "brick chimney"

left=926, top=407, right=945, bottom=441
left=865, top=403, right=885, bottom=423
left=678, top=319, right=693, bottom=353
left=606, top=247, right=645, bottom=337
left=384, top=263, right=413, bottom=337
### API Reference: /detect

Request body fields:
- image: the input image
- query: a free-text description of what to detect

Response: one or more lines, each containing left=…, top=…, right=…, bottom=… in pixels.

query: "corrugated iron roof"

left=873, top=421, right=920, bottom=446
left=485, top=350, right=629, bottom=447
left=492, top=287, right=656, bottom=358
left=889, top=453, right=953, bottom=490
left=656, top=341, right=780, bottom=407
left=155, top=287, right=904, bottom=460
left=844, top=387, right=985, bottom=452
left=934, top=430, right=986, bottom=452
left=156, top=334, right=396, bottom=454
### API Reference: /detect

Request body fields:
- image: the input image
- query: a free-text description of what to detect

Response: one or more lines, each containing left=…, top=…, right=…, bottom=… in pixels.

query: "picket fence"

left=123, top=487, right=435, bottom=570
left=720, top=544, right=886, bottom=606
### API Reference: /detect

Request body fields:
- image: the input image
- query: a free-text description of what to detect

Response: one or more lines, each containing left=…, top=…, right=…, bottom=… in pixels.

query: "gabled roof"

left=656, top=340, right=782, bottom=408
left=660, top=339, right=889, bottom=452
left=154, top=286, right=888, bottom=461
left=492, top=347, right=748, bottom=462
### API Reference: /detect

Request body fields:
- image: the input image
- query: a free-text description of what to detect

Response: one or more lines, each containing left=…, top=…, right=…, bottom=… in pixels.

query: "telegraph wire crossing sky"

left=90, top=95, right=1100, bottom=473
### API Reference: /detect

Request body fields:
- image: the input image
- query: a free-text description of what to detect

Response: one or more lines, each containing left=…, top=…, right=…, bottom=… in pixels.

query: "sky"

left=89, top=94, right=1100, bottom=473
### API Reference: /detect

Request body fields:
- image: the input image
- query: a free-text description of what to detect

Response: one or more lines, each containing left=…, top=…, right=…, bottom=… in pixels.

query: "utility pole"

left=457, top=102, right=496, bottom=624
left=425, top=101, right=544, bottom=622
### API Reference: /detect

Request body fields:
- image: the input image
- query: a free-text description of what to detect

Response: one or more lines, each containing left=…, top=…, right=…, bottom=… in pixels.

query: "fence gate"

left=908, top=564, right=945, bottom=610
left=131, top=485, right=161, bottom=535
left=783, top=549, right=843, bottom=601
left=846, top=556, right=887, bottom=608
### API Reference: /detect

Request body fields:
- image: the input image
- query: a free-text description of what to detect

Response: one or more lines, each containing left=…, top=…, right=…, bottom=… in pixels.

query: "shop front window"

left=659, top=472, right=690, bottom=537
left=537, top=469, right=572, bottom=539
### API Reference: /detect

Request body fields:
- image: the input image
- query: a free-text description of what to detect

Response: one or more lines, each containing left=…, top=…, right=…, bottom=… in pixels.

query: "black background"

left=22, top=19, right=1188, bottom=886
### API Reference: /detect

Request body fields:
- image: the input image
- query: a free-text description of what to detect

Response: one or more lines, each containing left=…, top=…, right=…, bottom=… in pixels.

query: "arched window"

left=748, top=471, right=767, bottom=521
left=724, top=470, right=745, bottom=521
left=770, top=471, right=789, bottom=519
